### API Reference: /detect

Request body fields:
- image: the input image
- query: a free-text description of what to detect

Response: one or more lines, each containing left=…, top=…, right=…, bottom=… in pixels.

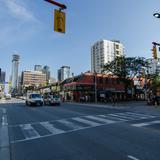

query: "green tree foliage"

left=103, top=56, right=149, bottom=93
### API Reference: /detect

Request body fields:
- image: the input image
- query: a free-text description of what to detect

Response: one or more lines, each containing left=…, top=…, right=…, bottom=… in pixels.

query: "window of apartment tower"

left=116, top=44, right=119, bottom=49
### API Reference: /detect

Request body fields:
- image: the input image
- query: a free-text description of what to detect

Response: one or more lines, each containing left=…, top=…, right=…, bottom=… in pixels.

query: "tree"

left=102, top=56, right=149, bottom=96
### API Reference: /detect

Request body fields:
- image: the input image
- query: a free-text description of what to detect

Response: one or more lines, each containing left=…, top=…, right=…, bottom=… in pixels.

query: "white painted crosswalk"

left=9, top=112, right=158, bottom=143
left=132, top=120, right=160, bottom=127
left=20, top=124, right=40, bottom=140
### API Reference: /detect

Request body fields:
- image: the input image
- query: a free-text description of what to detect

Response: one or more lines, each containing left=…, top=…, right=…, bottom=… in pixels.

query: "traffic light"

left=54, top=9, right=65, bottom=33
left=152, top=45, right=158, bottom=59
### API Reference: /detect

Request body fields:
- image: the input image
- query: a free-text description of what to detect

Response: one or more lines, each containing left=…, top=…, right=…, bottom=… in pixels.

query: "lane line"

left=0, top=108, right=10, bottom=160
left=20, top=124, right=40, bottom=139
left=40, top=122, right=65, bottom=134
left=85, top=115, right=115, bottom=124
left=72, top=117, right=101, bottom=126
left=132, top=120, right=160, bottom=127
left=127, top=155, right=140, bottom=160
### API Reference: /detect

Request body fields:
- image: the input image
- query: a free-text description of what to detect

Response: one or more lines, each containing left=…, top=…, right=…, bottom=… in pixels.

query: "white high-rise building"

left=91, top=40, right=124, bottom=73
left=11, top=54, right=20, bottom=89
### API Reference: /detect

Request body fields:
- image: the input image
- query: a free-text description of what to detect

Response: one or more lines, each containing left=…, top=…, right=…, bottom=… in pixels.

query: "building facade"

left=0, top=70, right=5, bottom=84
left=61, top=72, right=129, bottom=102
left=34, top=65, right=43, bottom=72
left=147, top=58, right=160, bottom=75
left=21, top=71, right=47, bottom=87
left=58, top=66, right=70, bottom=81
left=11, top=54, right=20, bottom=89
left=43, top=65, right=50, bottom=82
left=91, top=40, right=124, bottom=73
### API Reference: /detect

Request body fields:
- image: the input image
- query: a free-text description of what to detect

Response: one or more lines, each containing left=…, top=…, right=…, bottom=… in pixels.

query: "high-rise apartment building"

left=11, top=54, right=20, bottom=89
left=43, top=65, right=50, bottom=82
left=0, top=71, right=5, bottom=84
left=91, top=40, right=124, bottom=73
left=21, top=71, right=46, bottom=86
left=34, top=65, right=43, bottom=72
left=58, top=66, right=70, bottom=81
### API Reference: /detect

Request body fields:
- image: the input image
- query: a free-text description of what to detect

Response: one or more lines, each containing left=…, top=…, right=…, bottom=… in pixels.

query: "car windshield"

left=31, top=94, right=41, bottom=98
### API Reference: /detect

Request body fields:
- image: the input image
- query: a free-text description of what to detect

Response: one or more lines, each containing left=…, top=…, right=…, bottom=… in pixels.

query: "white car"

left=26, top=93, right=43, bottom=106
left=5, top=94, right=11, bottom=100
left=43, top=95, right=61, bottom=106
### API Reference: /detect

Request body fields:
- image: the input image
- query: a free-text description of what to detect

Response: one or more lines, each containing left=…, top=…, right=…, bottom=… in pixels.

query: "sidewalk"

left=65, top=101, right=160, bottom=116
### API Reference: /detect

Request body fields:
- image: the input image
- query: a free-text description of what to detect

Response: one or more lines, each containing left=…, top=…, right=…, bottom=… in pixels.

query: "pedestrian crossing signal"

left=54, top=9, right=65, bottom=33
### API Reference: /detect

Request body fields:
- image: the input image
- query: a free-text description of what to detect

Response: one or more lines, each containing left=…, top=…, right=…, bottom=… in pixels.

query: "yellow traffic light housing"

left=54, top=9, right=65, bottom=33
left=152, top=45, right=157, bottom=59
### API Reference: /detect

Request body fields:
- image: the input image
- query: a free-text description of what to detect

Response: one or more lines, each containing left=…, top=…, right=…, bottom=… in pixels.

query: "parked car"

left=26, top=93, right=43, bottom=106
left=43, top=95, right=61, bottom=106
left=5, top=94, right=11, bottom=100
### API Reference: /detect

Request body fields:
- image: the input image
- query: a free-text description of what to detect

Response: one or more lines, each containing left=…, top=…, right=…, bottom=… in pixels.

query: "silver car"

left=44, top=95, right=61, bottom=106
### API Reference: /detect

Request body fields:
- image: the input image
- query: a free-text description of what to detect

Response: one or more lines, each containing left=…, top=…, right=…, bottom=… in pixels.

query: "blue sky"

left=0, top=0, right=160, bottom=81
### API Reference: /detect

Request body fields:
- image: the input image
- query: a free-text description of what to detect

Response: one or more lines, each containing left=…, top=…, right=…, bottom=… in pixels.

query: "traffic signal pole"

left=44, top=0, right=67, bottom=10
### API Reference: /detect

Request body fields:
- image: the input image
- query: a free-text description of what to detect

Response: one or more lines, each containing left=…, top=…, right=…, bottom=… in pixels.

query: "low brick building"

left=61, top=72, right=130, bottom=102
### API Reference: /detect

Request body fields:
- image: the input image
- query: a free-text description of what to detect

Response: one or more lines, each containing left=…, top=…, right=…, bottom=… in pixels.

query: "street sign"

left=54, top=9, right=65, bottom=33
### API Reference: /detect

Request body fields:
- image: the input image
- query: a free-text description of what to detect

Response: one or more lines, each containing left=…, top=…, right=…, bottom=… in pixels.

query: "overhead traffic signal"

left=54, top=9, right=65, bottom=33
left=152, top=45, right=157, bottom=59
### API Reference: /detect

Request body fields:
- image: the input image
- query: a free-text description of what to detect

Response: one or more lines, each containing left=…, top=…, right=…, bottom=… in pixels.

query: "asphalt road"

left=1, top=99, right=160, bottom=160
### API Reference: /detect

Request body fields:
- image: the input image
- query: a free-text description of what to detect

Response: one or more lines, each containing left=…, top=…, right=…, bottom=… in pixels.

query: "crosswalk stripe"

left=85, top=115, right=115, bottom=124
left=72, top=117, right=101, bottom=126
left=114, top=112, right=146, bottom=119
left=57, top=119, right=83, bottom=129
left=40, top=122, right=65, bottom=134
left=20, top=124, right=40, bottom=139
left=108, top=114, right=136, bottom=120
left=132, top=120, right=160, bottom=127
left=125, top=112, right=155, bottom=118
left=98, top=115, right=126, bottom=121
left=121, top=113, right=149, bottom=119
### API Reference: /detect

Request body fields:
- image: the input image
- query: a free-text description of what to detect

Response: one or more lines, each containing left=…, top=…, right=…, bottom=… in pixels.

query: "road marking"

left=72, top=117, right=101, bottom=126
left=0, top=108, right=10, bottom=160
left=2, top=108, right=6, bottom=114
left=125, top=112, right=156, bottom=118
left=20, top=124, right=40, bottom=139
left=57, top=119, right=83, bottom=130
left=99, top=115, right=127, bottom=121
left=1, top=109, right=8, bottom=126
left=85, top=115, right=115, bottom=124
left=108, top=113, right=136, bottom=120
left=2, top=115, right=8, bottom=126
left=40, top=122, right=65, bottom=134
left=115, top=113, right=146, bottom=119
left=127, top=155, right=140, bottom=160
left=132, top=120, right=160, bottom=127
